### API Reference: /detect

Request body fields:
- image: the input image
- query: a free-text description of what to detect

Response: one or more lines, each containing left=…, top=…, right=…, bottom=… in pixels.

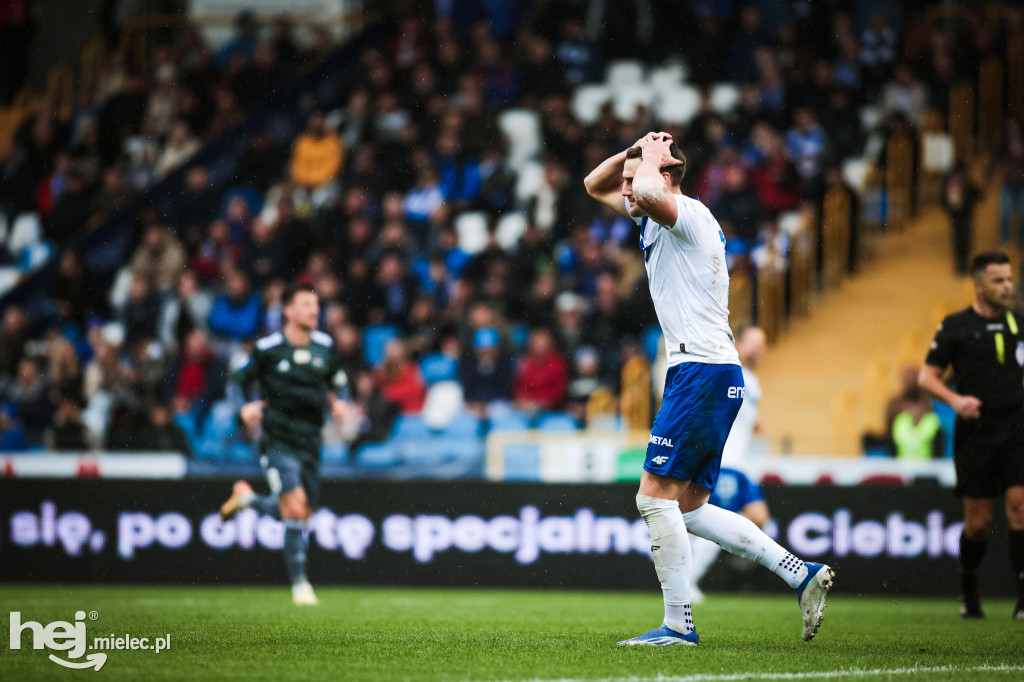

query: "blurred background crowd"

left=0, top=0, right=1020, bottom=465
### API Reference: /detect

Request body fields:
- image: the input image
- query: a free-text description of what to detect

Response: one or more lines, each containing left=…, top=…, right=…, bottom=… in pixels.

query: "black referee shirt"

left=925, top=307, right=1024, bottom=412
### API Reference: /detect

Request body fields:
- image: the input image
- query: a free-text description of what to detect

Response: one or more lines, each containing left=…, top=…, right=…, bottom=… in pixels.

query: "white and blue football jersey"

left=628, top=194, right=740, bottom=367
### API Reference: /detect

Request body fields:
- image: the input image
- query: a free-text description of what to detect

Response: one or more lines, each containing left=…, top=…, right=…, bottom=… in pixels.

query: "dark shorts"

left=643, top=362, right=744, bottom=492
left=709, top=467, right=765, bottom=513
left=953, top=407, right=1024, bottom=498
left=259, top=447, right=320, bottom=507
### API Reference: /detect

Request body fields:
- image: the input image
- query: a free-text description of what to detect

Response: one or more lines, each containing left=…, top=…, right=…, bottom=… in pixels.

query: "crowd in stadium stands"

left=0, top=2, right=1019, bottom=458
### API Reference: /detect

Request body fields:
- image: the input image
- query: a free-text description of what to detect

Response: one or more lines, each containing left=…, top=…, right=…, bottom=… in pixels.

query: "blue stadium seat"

left=392, top=414, right=431, bottom=441
left=419, top=353, right=458, bottom=385
left=933, top=401, right=956, bottom=459
left=502, top=443, right=541, bottom=481
left=643, top=325, right=663, bottom=360
left=488, top=410, right=530, bottom=432
left=510, top=323, right=530, bottom=353
left=443, top=412, right=482, bottom=438
left=356, top=442, right=399, bottom=468
left=537, top=413, right=579, bottom=432
left=321, top=442, right=350, bottom=463
left=362, top=324, right=401, bottom=367
left=411, top=256, right=433, bottom=290
left=202, top=400, right=237, bottom=442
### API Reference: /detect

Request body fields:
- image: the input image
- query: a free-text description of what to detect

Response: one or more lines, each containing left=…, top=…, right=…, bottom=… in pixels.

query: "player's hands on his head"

left=240, top=400, right=265, bottom=428
left=953, top=394, right=982, bottom=420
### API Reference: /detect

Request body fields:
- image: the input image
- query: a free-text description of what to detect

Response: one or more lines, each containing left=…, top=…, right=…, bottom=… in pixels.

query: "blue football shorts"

left=709, top=467, right=765, bottom=512
left=643, top=362, right=744, bottom=492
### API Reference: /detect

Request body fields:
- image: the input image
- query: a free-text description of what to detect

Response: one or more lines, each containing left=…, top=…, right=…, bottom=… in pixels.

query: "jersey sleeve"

left=924, top=318, right=955, bottom=369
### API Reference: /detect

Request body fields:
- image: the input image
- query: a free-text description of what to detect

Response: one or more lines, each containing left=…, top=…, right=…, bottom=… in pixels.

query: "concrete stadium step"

left=757, top=169, right=1005, bottom=456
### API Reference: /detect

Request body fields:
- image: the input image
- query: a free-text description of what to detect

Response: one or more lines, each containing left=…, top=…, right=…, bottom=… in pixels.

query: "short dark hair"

left=282, top=282, right=318, bottom=306
left=625, top=142, right=687, bottom=186
left=970, top=251, right=1011, bottom=279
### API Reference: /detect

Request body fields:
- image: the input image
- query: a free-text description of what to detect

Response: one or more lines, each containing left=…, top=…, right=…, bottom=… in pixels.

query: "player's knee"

left=963, top=514, right=992, bottom=539
left=279, top=492, right=308, bottom=520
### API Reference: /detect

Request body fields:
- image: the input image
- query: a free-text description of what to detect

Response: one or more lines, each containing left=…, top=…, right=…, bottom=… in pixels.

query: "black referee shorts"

left=953, top=406, right=1024, bottom=498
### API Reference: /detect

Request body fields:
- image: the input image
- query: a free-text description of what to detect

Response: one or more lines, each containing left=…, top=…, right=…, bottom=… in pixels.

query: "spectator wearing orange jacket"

left=290, top=110, right=343, bottom=206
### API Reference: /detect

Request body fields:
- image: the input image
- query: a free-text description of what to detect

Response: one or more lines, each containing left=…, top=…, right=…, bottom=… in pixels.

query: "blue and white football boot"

left=617, top=625, right=698, bottom=647
left=796, top=562, right=835, bottom=641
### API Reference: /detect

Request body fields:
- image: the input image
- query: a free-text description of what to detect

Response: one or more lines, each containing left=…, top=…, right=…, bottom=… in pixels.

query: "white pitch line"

left=477, top=664, right=1024, bottom=682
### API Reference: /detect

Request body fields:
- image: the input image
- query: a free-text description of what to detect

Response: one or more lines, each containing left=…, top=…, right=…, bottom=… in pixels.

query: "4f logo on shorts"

left=650, top=456, right=670, bottom=465
left=649, top=435, right=674, bottom=448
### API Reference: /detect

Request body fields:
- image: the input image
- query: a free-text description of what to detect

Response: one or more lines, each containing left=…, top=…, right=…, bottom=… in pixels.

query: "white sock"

left=689, top=534, right=721, bottom=589
left=636, top=494, right=694, bottom=634
left=682, top=503, right=808, bottom=589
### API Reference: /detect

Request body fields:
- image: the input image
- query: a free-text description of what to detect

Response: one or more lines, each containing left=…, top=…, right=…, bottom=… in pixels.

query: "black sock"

left=959, top=532, right=987, bottom=572
left=1009, top=530, right=1024, bottom=603
left=959, top=532, right=987, bottom=596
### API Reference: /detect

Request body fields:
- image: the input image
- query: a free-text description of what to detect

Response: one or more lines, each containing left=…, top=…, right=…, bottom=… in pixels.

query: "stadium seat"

left=859, top=106, right=880, bottom=132
left=502, top=443, right=541, bottom=481
left=356, top=442, right=399, bottom=468
left=514, top=160, right=544, bottom=203
left=842, top=159, right=871, bottom=192
left=642, top=325, right=663, bottom=360
left=321, top=442, right=350, bottom=463
left=710, top=83, right=741, bottom=114
left=537, top=413, right=579, bottom=432
left=221, top=185, right=262, bottom=217
left=612, top=86, right=655, bottom=121
left=495, top=212, right=528, bottom=250
left=443, top=412, right=482, bottom=438
left=17, top=241, right=52, bottom=270
left=419, top=353, right=458, bottom=385
left=422, top=381, right=465, bottom=429
left=778, top=210, right=804, bottom=235
left=202, top=400, right=238, bottom=442
left=654, top=85, right=701, bottom=126
left=933, top=401, right=955, bottom=459
left=606, top=59, right=646, bottom=90
left=649, top=63, right=686, bottom=91
left=509, top=323, right=530, bottom=352
left=488, top=410, right=531, bottom=433
left=10, top=212, right=41, bottom=255
left=454, top=211, right=489, bottom=255
left=498, top=109, right=542, bottom=171
left=0, top=268, right=20, bottom=296
left=362, top=323, right=400, bottom=367
left=393, top=414, right=431, bottom=442
left=571, top=84, right=612, bottom=124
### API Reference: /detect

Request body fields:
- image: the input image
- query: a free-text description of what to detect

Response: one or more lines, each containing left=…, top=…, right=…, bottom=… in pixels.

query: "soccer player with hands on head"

left=584, top=131, right=834, bottom=647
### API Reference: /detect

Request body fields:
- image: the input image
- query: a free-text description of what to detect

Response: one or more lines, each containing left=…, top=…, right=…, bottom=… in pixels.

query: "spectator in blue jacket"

left=208, top=270, right=261, bottom=342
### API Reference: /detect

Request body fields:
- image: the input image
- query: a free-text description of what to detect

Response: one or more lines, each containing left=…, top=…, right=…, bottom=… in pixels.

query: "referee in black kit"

left=919, top=251, right=1024, bottom=620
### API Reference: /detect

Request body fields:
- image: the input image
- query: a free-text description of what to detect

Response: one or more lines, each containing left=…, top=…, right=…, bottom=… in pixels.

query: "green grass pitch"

left=2, top=586, right=1022, bottom=681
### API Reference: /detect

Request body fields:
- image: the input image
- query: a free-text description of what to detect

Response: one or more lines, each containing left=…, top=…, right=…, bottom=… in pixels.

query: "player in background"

left=918, top=251, right=1024, bottom=620
left=689, top=325, right=771, bottom=602
left=584, top=132, right=833, bottom=647
left=219, top=283, right=349, bottom=605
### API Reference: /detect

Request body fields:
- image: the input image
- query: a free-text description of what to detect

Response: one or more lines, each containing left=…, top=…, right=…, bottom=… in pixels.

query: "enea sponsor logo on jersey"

left=727, top=386, right=745, bottom=399
left=649, top=435, right=674, bottom=448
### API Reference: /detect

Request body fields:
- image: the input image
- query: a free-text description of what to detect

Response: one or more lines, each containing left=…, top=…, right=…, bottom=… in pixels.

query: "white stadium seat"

left=612, top=86, right=655, bottom=121
left=842, top=158, right=871, bottom=192
left=0, top=267, right=20, bottom=297
left=496, top=212, right=528, bottom=250
left=654, top=85, right=701, bottom=126
left=859, top=106, right=881, bottom=132
left=710, top=83, right=741, bottom=114
left=10, top=212, right=41, bottom=255
left=778, top=210, right=804, bottom=236
left=649, top=63, right=686, bottom=91
left=499, top=109, right=542, bottom=172
left=515, top=160, right=544, bottom=204
left=454, top=211, right=489, bottom=255
left=572, top=84, right=612, bottom=125
left=606, top=59, right=646, bottom=90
